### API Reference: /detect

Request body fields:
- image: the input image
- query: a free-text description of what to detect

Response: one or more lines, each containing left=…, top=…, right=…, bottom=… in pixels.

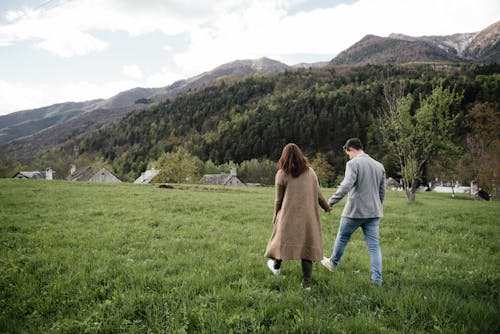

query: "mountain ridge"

left=0, top=57, right=291, bottom=161
left=332, top=20, right=499, bottom=65
left=1, top=22, right=498, bottom=163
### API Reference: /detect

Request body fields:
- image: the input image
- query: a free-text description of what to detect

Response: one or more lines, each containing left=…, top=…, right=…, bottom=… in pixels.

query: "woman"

left=264, top=143, right=331, bottom=290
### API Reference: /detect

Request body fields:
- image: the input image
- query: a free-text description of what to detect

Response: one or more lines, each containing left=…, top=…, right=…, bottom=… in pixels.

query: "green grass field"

left=1, top=179, right=499, bottom=333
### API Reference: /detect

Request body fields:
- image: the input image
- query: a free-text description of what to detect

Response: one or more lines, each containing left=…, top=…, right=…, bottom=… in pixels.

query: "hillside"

left=7, top=63, right=495, bottom=182
left=0, top=100, right=102, bottom=145
left=463, top=20, right=500, bottom=61
left=0, top=58, right=290, bottom=160
left=331, top=34, right=461, bottom=65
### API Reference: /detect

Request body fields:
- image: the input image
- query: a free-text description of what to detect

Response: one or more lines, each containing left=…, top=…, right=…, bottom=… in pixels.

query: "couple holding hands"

left=264, top=139, right=385, bottom=290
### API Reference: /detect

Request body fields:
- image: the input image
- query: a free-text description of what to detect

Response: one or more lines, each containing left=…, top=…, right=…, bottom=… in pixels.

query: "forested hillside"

left=2, top=63, right=499, bottom=187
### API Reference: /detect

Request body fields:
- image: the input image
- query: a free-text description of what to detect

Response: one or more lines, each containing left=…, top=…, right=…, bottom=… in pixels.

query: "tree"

left=310, top=152, right=335, bottom=187
left=380, top=83, right=462, bottom=201
left=464, top=102, right=500, bottom=194
left=153, top=148, right=203, bottom=183
left=238, top=159, right=275, bottom=185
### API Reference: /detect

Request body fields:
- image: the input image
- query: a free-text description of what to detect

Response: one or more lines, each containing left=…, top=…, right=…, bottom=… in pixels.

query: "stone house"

left=67, top=165, right=121, bottom=183
left=200, top=167, right=245, bottom=186
left=13, top=168, right=60, bottom=180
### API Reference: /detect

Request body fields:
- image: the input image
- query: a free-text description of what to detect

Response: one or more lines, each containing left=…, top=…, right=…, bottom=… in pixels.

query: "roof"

left=67, top=166, right=95, bottom=181
left=13, top=169, right=62, bottom=180
left=14, top=171, right=45, bottom=179
left=200, top=173, right=245, bottom=186
left=68, top=166, right=121, bottom=182
left=134, top=169, right=160, bottom=184
left=386, top=177, right=402, bottom=187
left=88, top=168, right=121, bottom=183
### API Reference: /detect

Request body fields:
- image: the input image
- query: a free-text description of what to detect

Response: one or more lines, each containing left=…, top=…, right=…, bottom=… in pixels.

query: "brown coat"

left=264, top=167, right=330, bottom=261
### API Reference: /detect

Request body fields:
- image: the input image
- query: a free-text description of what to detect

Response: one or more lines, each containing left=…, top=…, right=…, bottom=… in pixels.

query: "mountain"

left=0, top=100, right=102, bottom=145
left=0, top=57, right=290, bottom=162
left=16, top=63, right=498, bottom=182
left=292, top=61, right=330, bottom=69
left=92, top=87, right=159, bottom=110
left=2, top=21, right=498, bottom=165
left=331, top=34, right=461, bottom=65
left=331, top=20, right=500, bottom=65
left=463, top=20, right=500, bottom=62
left=149, top=57, right=290, bottom=103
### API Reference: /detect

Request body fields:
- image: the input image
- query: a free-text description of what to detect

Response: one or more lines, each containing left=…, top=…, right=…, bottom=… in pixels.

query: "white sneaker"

left=321, top=256, right=336, bottom=272
left=267, top=259, right=280, bottom=276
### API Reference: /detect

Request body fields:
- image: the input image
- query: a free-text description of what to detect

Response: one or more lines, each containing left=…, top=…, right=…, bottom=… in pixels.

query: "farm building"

left=13, top=168, right=61, bottom=180
left=67, top=165, right=121, bottom=183
left=134, top=168, right=160, bottom=184
left=200, top=167, right=245, bottom=186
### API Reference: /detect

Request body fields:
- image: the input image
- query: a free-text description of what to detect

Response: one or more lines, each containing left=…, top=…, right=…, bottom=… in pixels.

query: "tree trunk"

left=405, top=178, right=417, bottom=201
left=408, top=191, right=416, bottom=201
left=404, top=184, right=416, bottom=201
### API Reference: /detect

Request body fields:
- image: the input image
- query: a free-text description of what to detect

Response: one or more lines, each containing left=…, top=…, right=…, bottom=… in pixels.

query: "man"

left=321, top=138, right=386, bottom=286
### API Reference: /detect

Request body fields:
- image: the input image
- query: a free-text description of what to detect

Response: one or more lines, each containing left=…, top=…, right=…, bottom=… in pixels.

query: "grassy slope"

left=0, top=179, right=498, bottom=333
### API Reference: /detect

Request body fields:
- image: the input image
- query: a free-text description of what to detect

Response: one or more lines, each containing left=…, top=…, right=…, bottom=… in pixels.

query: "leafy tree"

left=0, top=152, right=25, bottom=178
left=153, top=148, right=203, bottom=184
left=463, top=102, right=500, bottom=194
left=310, top=152, right=335, bottom=187
left=380, top=83, right=462, bottom=201
left=238, top=159, right=276, bottom=185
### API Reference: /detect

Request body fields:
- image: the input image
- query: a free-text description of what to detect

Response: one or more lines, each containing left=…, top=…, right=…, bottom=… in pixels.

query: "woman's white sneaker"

left=267, top=259, right=281, bottom=276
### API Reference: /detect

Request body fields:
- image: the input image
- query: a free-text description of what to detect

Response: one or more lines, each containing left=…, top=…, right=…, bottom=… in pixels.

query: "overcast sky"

left=0, top=0, right=498, bottom=116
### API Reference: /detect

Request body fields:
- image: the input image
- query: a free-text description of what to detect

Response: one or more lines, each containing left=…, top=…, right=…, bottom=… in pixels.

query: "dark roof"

left=13, top=170, right=62, bottom=180
left=200, top=173, right=244, bottom=186
left=67, top=166, right=95, bottom=181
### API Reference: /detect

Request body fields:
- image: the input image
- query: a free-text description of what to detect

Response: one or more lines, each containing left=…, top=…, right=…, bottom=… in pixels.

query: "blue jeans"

left=329, top=217, right=382, bottom=285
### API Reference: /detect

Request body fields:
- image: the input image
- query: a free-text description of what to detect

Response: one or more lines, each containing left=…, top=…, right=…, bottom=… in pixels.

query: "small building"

left=134, top=168, right=160, bottom=184
left=200, top=167, right=245, bottom=186
left=430, top=179, right=470, bottom=194
left=13, top=168, right=60, bottom=180
left=386, top=177, right=402, bottom=190
left=433, top=186, right=470, bottom=194
left=67, top=165, right=121, bottom=183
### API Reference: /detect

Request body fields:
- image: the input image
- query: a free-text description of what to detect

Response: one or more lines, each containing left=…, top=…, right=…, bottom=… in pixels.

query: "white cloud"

left=173, top=0, right=500, bottom=74
left=1, top=0, right=498, bottom=60
left=0, top=80, right=50, bottom=113
left=36, top=31, right=108, bottom=57
left=123, top=64, right=143, bottom=80
left=5, top=9, right=26, bottom=22
left=0, top=0, right=230, bottom=56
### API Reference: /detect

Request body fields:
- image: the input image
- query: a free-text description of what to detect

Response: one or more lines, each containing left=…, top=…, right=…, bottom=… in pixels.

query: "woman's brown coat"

left=264, top=167, right=330, bottom=261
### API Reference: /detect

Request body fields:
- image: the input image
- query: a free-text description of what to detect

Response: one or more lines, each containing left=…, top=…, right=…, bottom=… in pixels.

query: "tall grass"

left=0, top=179, right=498, bottom=333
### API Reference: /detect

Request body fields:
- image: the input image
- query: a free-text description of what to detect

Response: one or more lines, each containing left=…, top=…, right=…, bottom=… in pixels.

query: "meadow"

left=0, top=179, right=498, bottom=333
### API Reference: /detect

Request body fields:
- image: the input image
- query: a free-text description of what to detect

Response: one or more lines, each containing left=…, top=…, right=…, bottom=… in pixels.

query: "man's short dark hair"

left=343, top=138, right=363, bottom=151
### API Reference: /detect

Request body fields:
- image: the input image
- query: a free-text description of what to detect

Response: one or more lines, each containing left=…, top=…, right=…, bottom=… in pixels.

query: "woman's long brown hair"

left=277, top=143, right=309, bottom=177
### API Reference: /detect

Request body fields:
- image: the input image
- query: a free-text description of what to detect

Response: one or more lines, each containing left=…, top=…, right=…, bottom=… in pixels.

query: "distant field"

left=0, top=179, right=499, bottom=333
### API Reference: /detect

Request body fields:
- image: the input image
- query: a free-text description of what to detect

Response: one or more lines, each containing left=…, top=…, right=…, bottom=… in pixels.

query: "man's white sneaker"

left=321, top=256, right=336, bottom=272
left=267, top=259, right=280, bottom=276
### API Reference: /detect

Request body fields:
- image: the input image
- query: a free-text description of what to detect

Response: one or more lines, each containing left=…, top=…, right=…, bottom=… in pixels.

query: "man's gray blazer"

left=328, top=153, right=386, bottom=218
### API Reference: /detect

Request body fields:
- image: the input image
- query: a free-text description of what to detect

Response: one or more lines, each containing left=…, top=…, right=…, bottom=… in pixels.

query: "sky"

left=0, top=0, right=499, bottom=116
